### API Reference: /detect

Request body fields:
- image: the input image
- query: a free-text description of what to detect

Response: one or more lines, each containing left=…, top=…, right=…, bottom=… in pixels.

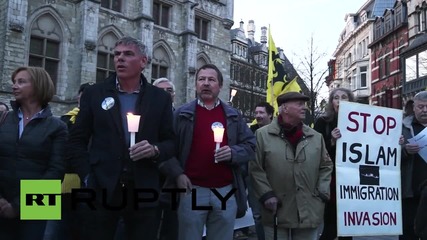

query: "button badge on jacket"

left=101, top=97, right=115, bottom=110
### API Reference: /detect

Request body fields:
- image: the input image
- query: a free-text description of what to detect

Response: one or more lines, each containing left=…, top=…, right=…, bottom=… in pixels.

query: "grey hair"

left=323, top=87, right=356, bottom=122
left=152, top=77, right=175, bottom=91
left=414, top=91, right=427, bottom=101
left=115, top=36, right=148, bottom=57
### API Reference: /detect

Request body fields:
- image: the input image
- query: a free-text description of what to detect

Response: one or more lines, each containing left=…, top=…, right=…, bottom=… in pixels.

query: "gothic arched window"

left=96, top=32, right=118, bottom=83
left=29, top=13, right=62, bottom=91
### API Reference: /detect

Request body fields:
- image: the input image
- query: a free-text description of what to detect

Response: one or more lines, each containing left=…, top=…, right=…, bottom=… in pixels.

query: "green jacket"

left=249, top=117, right=333, bottom=228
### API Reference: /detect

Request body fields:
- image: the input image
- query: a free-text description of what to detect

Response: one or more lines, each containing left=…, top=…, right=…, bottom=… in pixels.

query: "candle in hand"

left=127, top=113, right=141, bottom=147
left=229, top=89, right=237, bottom=102
left=212, top=122, right=225, bottom=163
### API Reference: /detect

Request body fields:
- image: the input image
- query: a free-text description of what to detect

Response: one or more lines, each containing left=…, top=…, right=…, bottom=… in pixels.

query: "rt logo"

left=20, top=180, right=62, bottom=220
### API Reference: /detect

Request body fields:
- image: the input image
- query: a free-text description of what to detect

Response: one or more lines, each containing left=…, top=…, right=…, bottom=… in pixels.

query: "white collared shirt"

left=197, top=99, right=221, bottom=110
left=18, top=108, right=44, bottom=138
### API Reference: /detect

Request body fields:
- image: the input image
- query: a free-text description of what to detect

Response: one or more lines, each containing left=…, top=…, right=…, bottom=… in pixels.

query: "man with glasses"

left=401, top=91, right=427, bottom=239
left=153, top=78, right=175, bottom=111
left=153, top=77, right=177, bottom=240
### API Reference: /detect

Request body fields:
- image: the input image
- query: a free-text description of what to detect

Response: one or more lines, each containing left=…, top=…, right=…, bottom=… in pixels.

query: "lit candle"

left=229, top=89, right=237, bottom=102
left=127, top=113, right=141, bottom=147
left=212, top=122, right=225, bottom=163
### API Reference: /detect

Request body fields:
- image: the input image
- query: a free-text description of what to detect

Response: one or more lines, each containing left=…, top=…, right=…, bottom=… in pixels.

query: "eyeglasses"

left=163, top=88, right=174, bottom=93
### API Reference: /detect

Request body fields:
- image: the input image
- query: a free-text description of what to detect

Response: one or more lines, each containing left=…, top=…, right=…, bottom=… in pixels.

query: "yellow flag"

left=266, top=27, right=301, bottom=116
left=282, top=76, right=302, bottom=93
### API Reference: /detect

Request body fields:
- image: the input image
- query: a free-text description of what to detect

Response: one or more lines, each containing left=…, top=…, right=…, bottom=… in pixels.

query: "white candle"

left=127, top=113, right=141, bottom=147
left=130, top=132, right=136, bottom=147
left=212, top=125, right=225, bottom=163
left=229, top=89, right=237, bottom=102
left=213, top=127, right=225, bottom=145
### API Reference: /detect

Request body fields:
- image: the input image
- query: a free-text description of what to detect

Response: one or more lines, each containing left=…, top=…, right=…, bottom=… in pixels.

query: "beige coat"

left=249, top=118, right=333, bottom=229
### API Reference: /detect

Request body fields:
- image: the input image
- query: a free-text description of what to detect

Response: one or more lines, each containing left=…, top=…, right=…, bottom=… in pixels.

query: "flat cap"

left=277, top=91, right=310, bottom=105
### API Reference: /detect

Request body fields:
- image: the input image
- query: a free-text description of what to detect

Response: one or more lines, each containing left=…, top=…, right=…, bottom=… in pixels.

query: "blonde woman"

left=0, top=66, right=67, bottom=239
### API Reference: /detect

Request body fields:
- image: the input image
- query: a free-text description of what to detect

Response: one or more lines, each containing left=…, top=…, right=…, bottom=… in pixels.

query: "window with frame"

left=29, top=14, right=62, bottom=92
left=360, top=66, right=367, bottom=88
left=423, top=9, right=427, bottom=32
left=357, top=42, right=362, bottom=59
left=96, top=33, right=118, bottom=83
left=395, top=4, right=402, bottom=26
left=151, top=64, right=168, bottom=81
left=347, top=76, right=352, bottom=90
left=405, top=55, right=417, bottom=82
left=195, top=16, right=209, bottom=41
left=151, top=46, right=170, bottom=83
left=417, top=9, right=427, bottom=32
left=362, top=39, right=366, bottom=56
left=419, top=50, right=427, bottom=78
left=375, top=21, right=382, bottom=40
left=384, top=13, right=392, bottom=33
left=346, top=53, right=352, bottom=67
left=384, top=55, right=390, bottom=77
left=101, top=0, right=121, bottom=12
left=403, top=50, right=427, bottom=80
left=352, top=69, right=357, bottom=90
left=233, top=65, right=239, bottom=81
left=153, top=1, right=170, bottom=28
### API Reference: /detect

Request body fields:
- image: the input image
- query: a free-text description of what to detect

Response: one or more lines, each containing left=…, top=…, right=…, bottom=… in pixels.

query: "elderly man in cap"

left=249, top=91, right=333, bottom=240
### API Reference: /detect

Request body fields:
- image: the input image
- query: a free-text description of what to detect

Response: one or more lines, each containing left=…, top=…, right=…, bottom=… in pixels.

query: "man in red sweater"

left=161, top=64, right=255, bottom=240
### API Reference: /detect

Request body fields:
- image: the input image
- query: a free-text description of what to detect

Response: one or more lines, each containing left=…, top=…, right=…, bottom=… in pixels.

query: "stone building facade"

left=327, top=0, right=396, bottom=105
left=0, top=0, right=234, bottom=115
left=230, top=20, right=308, bottom=121
left=401, top=0, right=427, bottom=100
left=369, top=1, right=408, bottom=109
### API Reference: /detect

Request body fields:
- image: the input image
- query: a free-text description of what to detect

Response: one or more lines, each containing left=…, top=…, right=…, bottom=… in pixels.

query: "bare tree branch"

left=290, top=34, right=329, bottom=124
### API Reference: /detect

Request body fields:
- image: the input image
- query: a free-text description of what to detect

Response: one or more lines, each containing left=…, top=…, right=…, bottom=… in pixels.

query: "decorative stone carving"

left=188, top=67, right=196, bottom=74
left=9, top=21, right=24, bottom=32
left=222, top=18, right=234, bottom=30
left=84, top=40, right=96, bottom=51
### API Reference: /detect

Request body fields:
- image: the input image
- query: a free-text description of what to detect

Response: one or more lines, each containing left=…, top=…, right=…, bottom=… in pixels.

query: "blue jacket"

left=160, top=99, right=255, bottom=217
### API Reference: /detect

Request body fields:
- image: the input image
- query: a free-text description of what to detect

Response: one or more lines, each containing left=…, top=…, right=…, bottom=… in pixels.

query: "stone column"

left=1, top=0, right=28, bottom=91
left=180, top=1, right=199, bottom=105
left=138, top=0, right=154, bottom=81
left=77, top=1, right=99, bottom=87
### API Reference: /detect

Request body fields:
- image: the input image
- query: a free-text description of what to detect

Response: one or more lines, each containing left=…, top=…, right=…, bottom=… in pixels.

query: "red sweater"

left=184, top=105, right=233, bottom=188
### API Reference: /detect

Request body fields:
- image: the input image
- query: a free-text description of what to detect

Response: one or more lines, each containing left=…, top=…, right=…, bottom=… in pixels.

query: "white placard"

left=336, top=102, right=403, bottom=237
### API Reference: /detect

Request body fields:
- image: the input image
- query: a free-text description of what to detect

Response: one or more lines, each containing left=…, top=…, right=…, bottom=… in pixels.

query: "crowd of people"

left=0, top=35, right=426, bottom=240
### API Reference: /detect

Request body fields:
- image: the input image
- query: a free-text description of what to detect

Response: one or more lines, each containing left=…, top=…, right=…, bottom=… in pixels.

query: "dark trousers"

left=319, top=201, right=351, bottom=240
left=158, top=206, right=178, bottom=240
left=44, top=194, right=83, bottom=240
left=82, top=183, right=161, bottom=240
left=0, top=218, right=46, bottom=240
left=400, top=197, right=420, bottom=240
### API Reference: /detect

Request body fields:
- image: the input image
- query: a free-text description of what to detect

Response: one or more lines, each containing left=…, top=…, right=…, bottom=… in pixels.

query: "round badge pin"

left=101, top=97, right=115, bottom=110
left=211, top=122, right=224, bottom=130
